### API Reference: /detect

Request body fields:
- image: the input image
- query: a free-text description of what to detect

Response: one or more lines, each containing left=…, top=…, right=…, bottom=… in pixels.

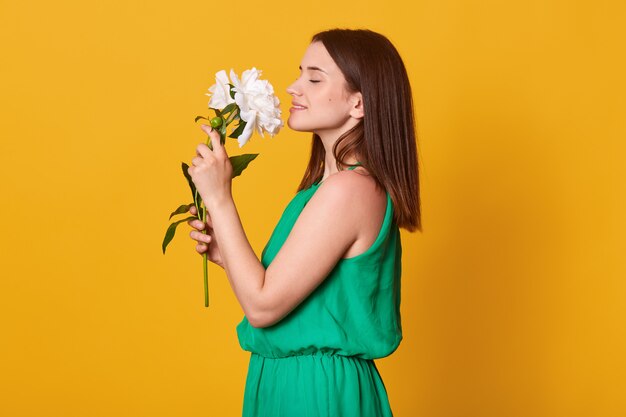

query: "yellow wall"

left=1, top=0, right=624, bottom=416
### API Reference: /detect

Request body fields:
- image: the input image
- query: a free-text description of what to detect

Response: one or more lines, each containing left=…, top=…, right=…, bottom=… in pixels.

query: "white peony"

left=229, top=67, right=284, bottom=147
left=205, top=70, right=235, bottom=109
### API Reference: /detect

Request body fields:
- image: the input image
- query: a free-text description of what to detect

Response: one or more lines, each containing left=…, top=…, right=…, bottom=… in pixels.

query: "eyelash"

left=294, top=75, right=321, bottom=83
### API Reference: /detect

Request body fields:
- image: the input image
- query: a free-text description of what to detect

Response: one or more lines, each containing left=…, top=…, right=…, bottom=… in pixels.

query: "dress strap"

left=315, top=162, right=363, bottom=186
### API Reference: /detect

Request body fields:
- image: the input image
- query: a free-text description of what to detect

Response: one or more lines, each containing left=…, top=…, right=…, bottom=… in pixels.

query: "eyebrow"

left=299, top=65, right=328, bottom=74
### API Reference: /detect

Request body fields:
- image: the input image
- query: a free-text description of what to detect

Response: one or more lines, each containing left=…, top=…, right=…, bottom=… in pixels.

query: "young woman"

left=187, top=28, right=421, bottom=417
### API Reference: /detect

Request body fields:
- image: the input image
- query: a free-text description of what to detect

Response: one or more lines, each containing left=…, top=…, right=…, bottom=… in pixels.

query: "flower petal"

left=238, top=111, right=257, bottom=147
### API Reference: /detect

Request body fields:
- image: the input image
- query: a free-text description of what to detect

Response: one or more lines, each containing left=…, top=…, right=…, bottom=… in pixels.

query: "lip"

left=290, top=104, right=307, bottom=112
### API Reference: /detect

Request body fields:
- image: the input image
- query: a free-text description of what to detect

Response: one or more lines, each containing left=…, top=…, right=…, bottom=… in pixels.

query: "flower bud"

left=210, top=117, right=223, bottom=128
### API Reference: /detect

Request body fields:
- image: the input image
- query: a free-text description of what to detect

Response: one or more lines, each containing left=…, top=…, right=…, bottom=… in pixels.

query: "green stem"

left=202, top=134, right=214, bottom=307
left=201, top=197, right=209, bottom=307
left=203, top=251, right=209, bottom=307
left=225, top=107, right=239, bottom=125
left=194, top=187, right=210, bottom=307
left=197, top=127, right=226, bottom=307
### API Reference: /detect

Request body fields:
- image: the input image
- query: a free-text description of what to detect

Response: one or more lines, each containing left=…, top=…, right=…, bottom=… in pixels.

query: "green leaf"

left=194, top=192, right=205, bottom=219
left=181, top=162, right=197, bottom=202
left=229, top=84, right=236, bottom=99
left=195, top=115, right=208, bottom=122
left=162, top=216, right=197, bottom=254
left=169, top=203, right=195, bottom=220
left=230, top=153, right=259, bottom=178
left=220, top=122, right=227, bottom=142
left=181, top=162, right=206, bottom=218
left=213, top=108, right=222, bottom=117
left=180, top=162, right=205, bottom=229
left=221, top=102, right=237, bottom=115
left=228, top=119, right=247, bottom=138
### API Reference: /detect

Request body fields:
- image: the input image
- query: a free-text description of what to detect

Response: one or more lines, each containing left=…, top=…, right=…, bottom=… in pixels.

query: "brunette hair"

left=296, top=28, right=421, bottom=232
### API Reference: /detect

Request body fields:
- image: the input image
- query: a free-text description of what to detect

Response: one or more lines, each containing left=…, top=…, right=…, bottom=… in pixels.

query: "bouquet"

left=162, top=67, right=283, bottom=307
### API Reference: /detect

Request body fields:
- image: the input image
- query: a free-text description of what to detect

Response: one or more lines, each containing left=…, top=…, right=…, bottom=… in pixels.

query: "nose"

left=286, top=80, right=301, bottom=96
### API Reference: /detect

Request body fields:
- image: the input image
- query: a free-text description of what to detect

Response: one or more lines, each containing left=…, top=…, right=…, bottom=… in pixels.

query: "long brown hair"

left=296, top=28, right=421, bottom=232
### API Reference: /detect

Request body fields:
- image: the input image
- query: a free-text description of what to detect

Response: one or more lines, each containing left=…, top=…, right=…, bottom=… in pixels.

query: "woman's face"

left=286, top=41, right=363, bottom=137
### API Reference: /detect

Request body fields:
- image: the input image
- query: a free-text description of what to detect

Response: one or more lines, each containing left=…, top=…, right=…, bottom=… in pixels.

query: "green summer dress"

left=236, top=163, right=403, bottom=417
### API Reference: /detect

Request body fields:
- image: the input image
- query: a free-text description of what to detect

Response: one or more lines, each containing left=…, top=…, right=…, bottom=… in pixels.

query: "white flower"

left=229, top=67, right=284, bottom=147
left=205, top=70, right=235, bottom=109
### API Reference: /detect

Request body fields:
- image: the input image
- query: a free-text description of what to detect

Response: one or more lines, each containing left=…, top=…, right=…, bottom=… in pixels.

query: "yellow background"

left=1, top=0, right=624, bottom=416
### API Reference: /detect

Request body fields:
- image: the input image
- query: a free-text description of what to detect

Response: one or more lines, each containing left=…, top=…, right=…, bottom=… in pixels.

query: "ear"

left=349, top=92, right=364, bottom=119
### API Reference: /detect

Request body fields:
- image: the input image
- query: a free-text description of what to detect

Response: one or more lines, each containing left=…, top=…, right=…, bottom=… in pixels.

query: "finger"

left=210, top=128, right=224, bottom=154
left=196, top=243, right=207, bottom=254
left=196, top=142, right=211, bottom=158
left=190, top=230, right=211, bottom=243
left=201, top=124, right=222, bottom=152
left=200, top=124, right=212, bottom=134
left=189, top=205, right=197, bottom=215
left=187, top=219, right=205, bottom=230
left=200, top=124, right=220, bottom=144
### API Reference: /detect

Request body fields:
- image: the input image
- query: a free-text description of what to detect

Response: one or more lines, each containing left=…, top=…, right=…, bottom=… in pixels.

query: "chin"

left=287, top=118, right=312, bottom=132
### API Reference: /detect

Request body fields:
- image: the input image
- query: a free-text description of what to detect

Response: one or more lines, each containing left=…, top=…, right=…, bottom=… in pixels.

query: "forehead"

left=299, top=41, right=337, bottom=75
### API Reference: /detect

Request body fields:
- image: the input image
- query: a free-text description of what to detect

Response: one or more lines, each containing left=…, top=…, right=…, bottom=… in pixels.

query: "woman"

left=187, top=28, right=421, bottom=417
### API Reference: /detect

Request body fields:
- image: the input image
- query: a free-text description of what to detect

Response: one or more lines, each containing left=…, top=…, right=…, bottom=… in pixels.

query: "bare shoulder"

left=317, top=168, right=387, bottom=258
left=319, top=167, right=384, bottom=202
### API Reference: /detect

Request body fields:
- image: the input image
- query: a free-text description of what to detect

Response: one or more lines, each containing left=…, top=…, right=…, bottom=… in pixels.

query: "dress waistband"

left=250, top=351, right=373, bottom=361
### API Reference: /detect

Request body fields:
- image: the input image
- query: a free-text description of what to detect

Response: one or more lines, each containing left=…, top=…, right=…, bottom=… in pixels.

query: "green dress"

left=236, top=163, right=403, bottom=417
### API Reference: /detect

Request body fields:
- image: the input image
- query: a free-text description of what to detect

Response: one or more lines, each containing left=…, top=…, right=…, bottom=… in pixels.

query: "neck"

left=317, top=124, right=361, bottom=180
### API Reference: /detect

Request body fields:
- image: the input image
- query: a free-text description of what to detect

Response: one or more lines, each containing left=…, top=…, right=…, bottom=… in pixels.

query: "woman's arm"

left=189, top=125, right=375, bottom=328
left=206, top=171, right=369, bottom=328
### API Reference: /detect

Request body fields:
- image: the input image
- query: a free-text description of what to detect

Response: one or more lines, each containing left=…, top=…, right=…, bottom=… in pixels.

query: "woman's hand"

left=188, top=204, right=224, bottom=269
left=188, top=125, right=233, bottom=212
